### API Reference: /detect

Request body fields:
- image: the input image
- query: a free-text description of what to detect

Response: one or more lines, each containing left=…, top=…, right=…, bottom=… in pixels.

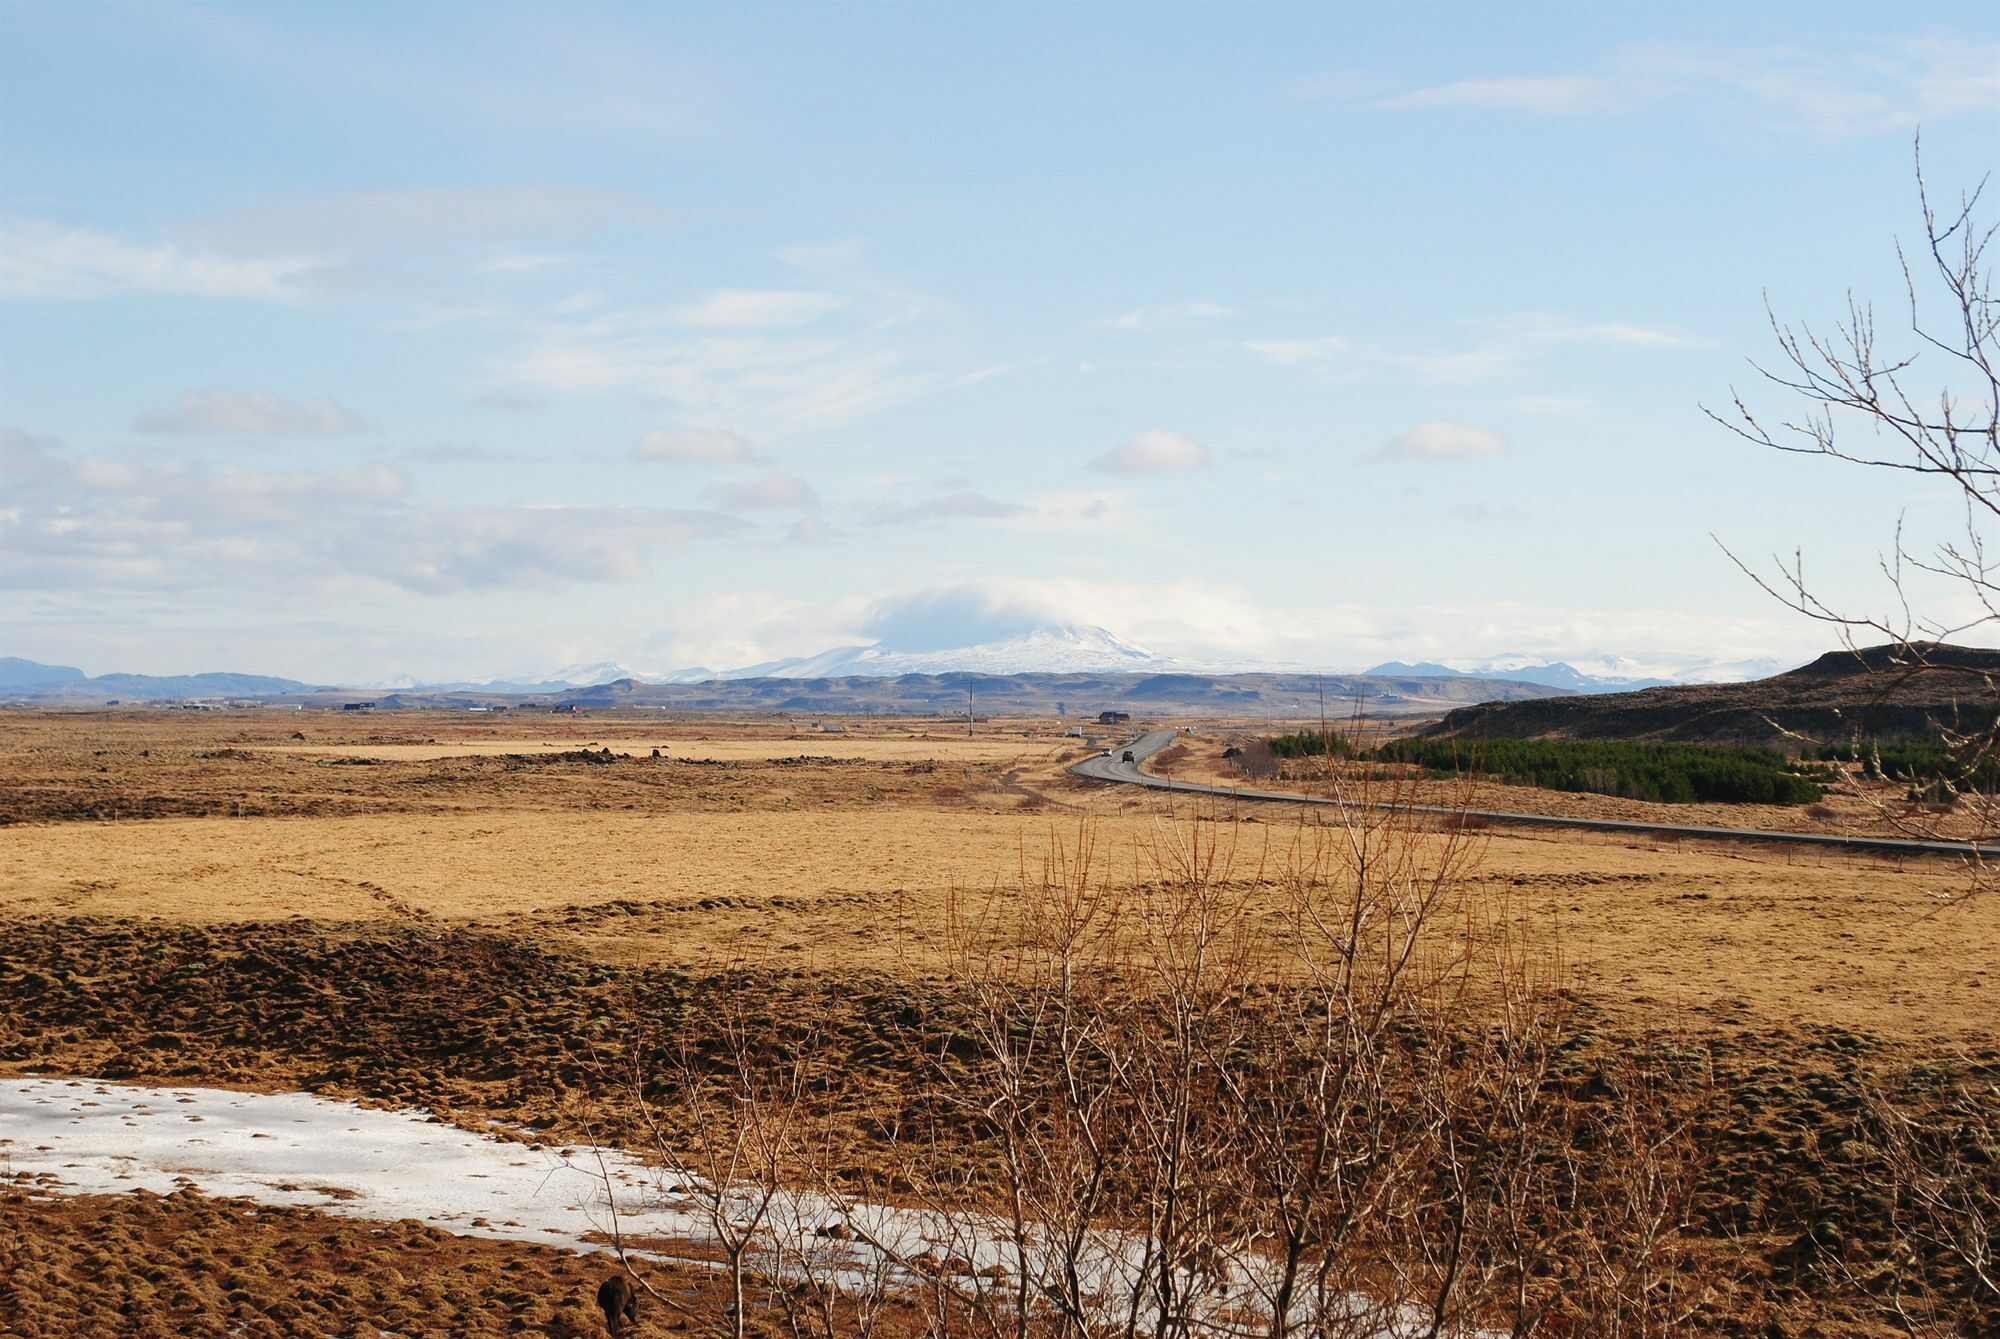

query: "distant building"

left=341, top=702, right=373, bottom=712
left=1096, top=710, right=1131, bottom=725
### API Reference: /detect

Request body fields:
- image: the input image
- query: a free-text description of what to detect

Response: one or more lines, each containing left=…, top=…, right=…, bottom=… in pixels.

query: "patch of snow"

left=0, top=1077, right=1477, bottom=1337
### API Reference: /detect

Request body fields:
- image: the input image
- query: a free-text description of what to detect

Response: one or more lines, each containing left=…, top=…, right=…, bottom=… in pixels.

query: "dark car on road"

left=1122, top=750, right=1135, bottom=762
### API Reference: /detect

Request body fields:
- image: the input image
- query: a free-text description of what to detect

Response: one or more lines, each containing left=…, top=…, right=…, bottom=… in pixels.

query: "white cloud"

left=1, top=427, right=736, bottom=597
left=1243, top=336, right=1356, bottom=368
left=1246, top=313, right=1698, bottom=385
left=502, top=294, right=959, bottom=434
left=1090, top=428, right=1212, bottom=474
left=1340, top=38, right=2000, bottom=134
left=382, top=300, right=506, bottom=332
left=482, top=251, right=578, bottom=274
left=1507, top=395, right=1593, bottom=415
left=633, top=428, right=758, bottom=464
left=1099, top=301, right=1237, bottom=333
left=708, top=471, right=820, bottom=511
left=775, top=238, right=867, bottom=269
left=1377, top=74, right=1599, bottom=115
left=670, top=288, right=847, bottom=330
left=0, top=218, right=318, bottom=303
left=798, top=574, right=1826, bottom=674
left=134, top=390, right=368, bottom=436
left=473, top=391, right=543, bottom=412
left=783, top=516, right=835, bottom=546
left=198, top=187, right=646, bottom=254
left=1375, top=421, right=1508, bottom=463
left=630, top=588, right=873, bottom=672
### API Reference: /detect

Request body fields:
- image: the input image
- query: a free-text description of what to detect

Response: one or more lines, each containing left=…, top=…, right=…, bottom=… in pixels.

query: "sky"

left=2, top=0, right=1997, bottom=682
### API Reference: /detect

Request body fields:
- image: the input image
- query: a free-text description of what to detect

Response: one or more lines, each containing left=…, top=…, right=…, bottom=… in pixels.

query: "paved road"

left=1070, top=729, right=1999, bottom=860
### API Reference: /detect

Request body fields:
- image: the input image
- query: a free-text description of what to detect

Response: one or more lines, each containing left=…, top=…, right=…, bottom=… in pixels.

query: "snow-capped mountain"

left=543, top=661, right=660, bottom=687
left=1363, top=653, right=1790, bottom=694
left=385, top=662, right=712, bottom=693
left=727, top=624, right=1184, bottom=679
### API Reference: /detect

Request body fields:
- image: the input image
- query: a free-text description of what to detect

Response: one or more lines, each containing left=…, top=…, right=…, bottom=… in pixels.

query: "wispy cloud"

left=707, top=471, right=820, bottom=511
left=1377, top=74, right=1599, bottom=115
left=1246, top=312, right=1699, bottom=385
left=482, top=251, right=579, bottom=274
left=670, top=288, right=847, bottom=330
left=472, top=391, right=543, bottom=413
left=1098, top=301, right=1237, bottom=333
left=1311, top=38, right=2000, bottom=135
left=783, top=516, right=836, bottom=547
left=134, top=389, right=368, bottom=437
left=196, top=187, right=650, bottom=264
left=0, top=218, right=319, bottom=303
left=863, top=491, right=1030, bottom=526
left=633, top=428, right=759, bottom=464
left=2, top=427, right=737, bottom=597
left=502, top=287, right=962, bottom=434
left=775, top=238, right=867, bottom=270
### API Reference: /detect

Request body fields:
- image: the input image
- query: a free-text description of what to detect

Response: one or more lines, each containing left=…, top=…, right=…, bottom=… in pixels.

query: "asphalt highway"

left=1070, top=728, right=1998, bottom=860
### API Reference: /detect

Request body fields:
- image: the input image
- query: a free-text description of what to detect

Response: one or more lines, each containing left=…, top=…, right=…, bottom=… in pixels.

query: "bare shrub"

left=1708, top=141, right=2000, bottom=870
left=1865, top=1069, right=2000, bottom=1335
left=580, top=799, right=1720, bottom=1337
left=1233, top=738, right=1279, bottom=781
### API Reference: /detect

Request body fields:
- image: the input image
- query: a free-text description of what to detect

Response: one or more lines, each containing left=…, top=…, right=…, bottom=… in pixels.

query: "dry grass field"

left=3, top=709, right=1991, bottom=1042
left=3, top=707, right=1996, bottom=1335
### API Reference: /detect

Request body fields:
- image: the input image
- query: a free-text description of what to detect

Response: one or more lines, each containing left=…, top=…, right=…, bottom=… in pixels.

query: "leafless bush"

left=579, top=801, right=1719, bottom=1337
left=1232, top=738, right=1279, bottom=782
left=586, top=984, right=868, bottom=1339
left=1708, top=139, right=2000, bottom=869
left=1866, top=1070, right=2000, bottom=1335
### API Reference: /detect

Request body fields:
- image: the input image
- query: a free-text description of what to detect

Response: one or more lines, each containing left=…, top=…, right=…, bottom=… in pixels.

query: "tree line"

left=1269, top=733, right=1828, bottom=805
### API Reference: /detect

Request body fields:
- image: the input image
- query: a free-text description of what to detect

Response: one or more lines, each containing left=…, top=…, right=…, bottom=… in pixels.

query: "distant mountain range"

left=0, top=627, right=1795, bottom=705
left=0, top=656, right=316, bottom=699
left=1362, top=653, right=1786, bottom=695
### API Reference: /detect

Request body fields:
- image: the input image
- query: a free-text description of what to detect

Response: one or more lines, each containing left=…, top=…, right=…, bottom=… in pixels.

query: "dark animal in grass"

left=597, top=1273, right=639, bottom=1336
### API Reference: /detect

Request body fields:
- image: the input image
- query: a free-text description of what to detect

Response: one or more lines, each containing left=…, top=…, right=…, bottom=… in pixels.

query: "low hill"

left=1421, top=643, right=2000, bottom=747
left=0, top=658, right=315, bottom=702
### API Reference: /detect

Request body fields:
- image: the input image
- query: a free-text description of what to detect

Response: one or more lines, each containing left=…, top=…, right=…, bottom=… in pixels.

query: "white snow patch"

left=0, top=1077, right=1492, bottom=1337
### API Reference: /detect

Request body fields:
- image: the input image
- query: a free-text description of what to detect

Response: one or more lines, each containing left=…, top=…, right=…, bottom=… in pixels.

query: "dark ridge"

left=1423, top=643, right=2000, bottom=747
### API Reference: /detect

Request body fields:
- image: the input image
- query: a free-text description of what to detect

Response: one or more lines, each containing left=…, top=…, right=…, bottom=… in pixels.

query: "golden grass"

left=3, top=802, right=1992, bottom=1045
left=254, top=734, right=1070, bottom=763
left=4, top=708, right=1995, bottom=1044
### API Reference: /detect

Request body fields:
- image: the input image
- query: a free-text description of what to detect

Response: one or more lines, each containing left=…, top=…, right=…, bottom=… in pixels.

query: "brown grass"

left=3, top=707, right=1996, bottom=1333
left=1, top=710, right=1994, bottom=1042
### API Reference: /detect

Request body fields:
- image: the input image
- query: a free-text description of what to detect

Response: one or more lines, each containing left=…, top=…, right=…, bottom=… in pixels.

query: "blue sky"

left=2, top=1, right=1996, bottom=681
